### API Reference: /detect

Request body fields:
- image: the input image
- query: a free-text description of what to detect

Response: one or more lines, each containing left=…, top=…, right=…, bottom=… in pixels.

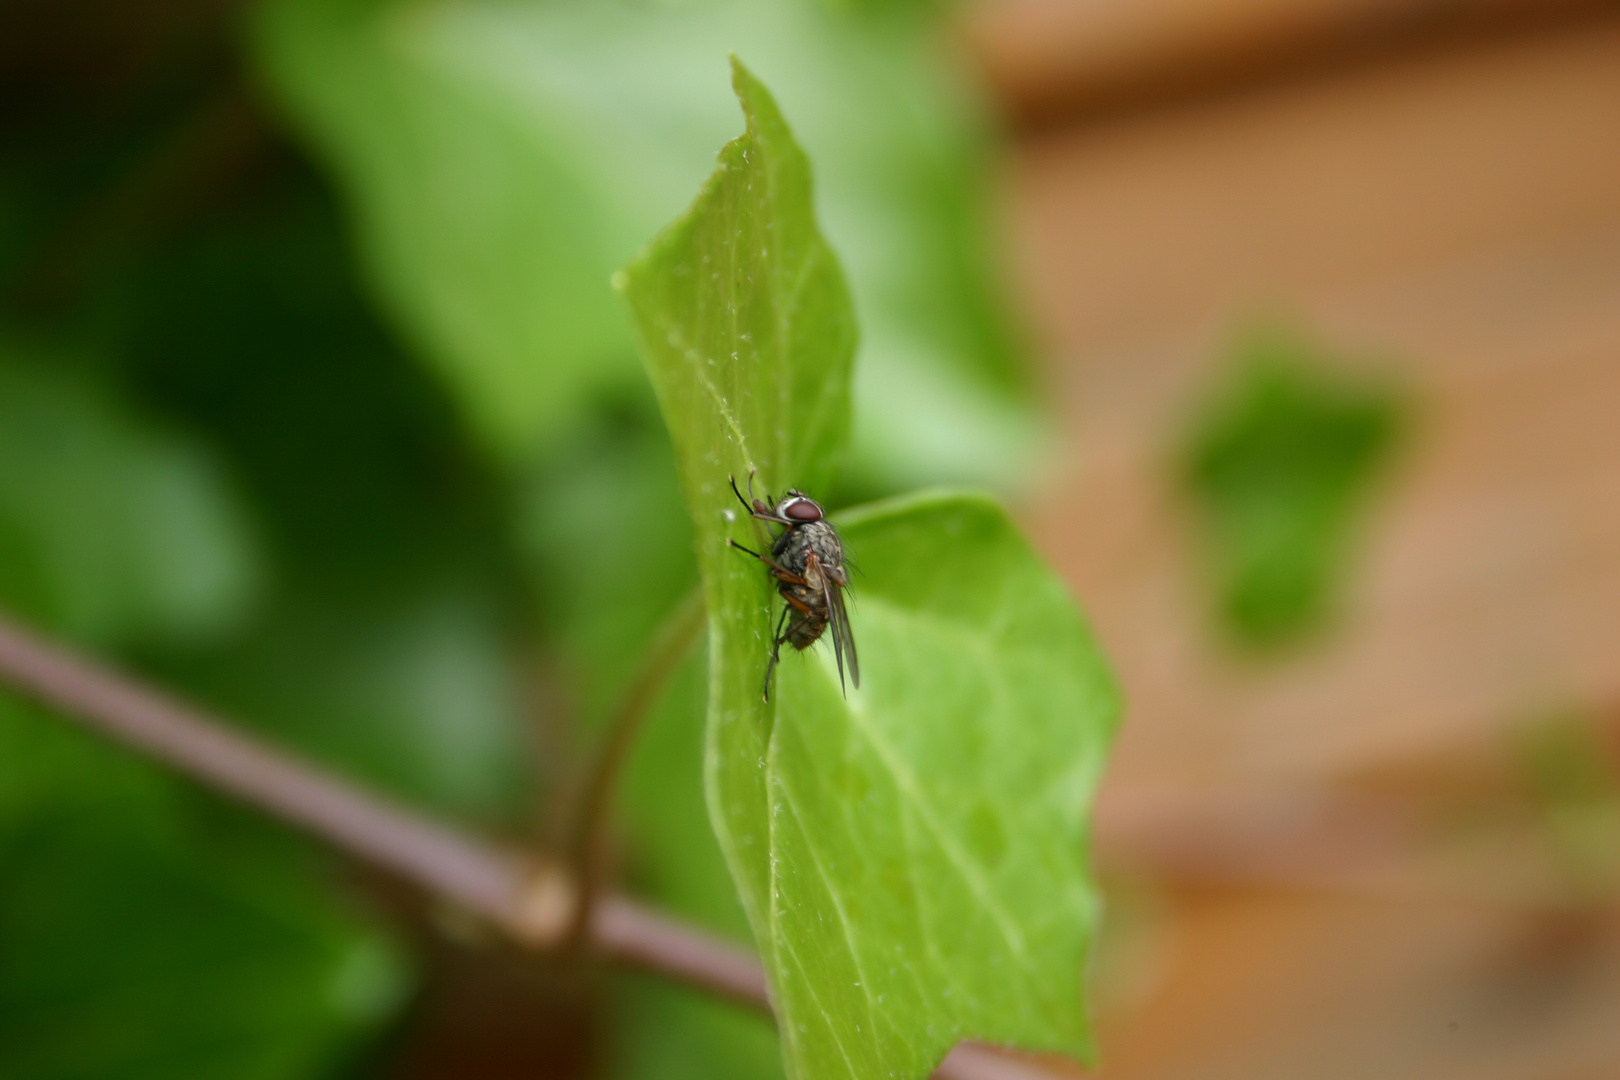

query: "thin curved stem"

left=568, top=586, right=706, bottom=943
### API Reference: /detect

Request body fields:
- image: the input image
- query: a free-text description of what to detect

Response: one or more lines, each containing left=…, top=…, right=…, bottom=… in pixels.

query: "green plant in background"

left=620, top=60, right=1118, bottom=1080
left=252, top=0, right=1040, bottom=492
left=1180, top=327, right=1405, bottom=648
left=0, top=696, right=405, bottom=1080
left=0, top=348, right=259, bottom=648
left=1514, top=712, right=1620, bottom=901
left=0, top=169, right=495, bottom=1077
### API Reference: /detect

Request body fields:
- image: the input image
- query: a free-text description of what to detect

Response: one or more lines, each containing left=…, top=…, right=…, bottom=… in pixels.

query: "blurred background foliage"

left=1179, top=328, right=1405, bottom=649
left=252, top=0, right=1039, bottom=492
left=1513, top=710, right=1620, bottom=903
left=0, top=0, right=1040, bottom=1077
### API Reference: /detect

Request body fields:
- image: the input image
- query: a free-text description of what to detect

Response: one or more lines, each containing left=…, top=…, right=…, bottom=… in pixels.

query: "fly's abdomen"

left=786, top=616, right=827, bottom=651
left=782, top=581, right=828, bottom=650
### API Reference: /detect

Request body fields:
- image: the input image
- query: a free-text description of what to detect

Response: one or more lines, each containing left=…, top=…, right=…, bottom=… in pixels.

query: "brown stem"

left=589, top=894, right=767, bottom=1009
left=0, top=610, right=754, bottom=999
left=569, top=586, right=705, bottom=943
left=0, top=610, right=1053, bottom=1080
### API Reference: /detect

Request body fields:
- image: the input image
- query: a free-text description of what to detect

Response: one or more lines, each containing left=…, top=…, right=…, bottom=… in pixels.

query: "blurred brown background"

left=983, top=1, right=1620, bottom=1077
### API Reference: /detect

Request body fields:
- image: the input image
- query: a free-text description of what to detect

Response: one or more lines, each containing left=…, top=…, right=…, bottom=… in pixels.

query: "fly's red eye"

left=783, top=499, right=822, bottom=522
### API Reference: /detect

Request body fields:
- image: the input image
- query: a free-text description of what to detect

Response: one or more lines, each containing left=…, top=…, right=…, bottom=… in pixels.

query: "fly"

left=727, top=471, right=859, bottom=702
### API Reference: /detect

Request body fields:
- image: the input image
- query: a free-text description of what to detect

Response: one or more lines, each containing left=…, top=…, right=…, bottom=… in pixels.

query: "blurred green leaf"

left=1181, top=330, right=1404, bottom=647
left=0, top=30, right=512, bottom=1080
left=621, top=64, right=1118, bottom=1080
left=518, top=403, right=696, bottom=726
left=0, top=267, right=416, bottom=1079
left=0, top=341, right=260, bottom=647
left=0, top=696, right=408, bottom=1080
left=121, top=183, right=499, bottom=589
left=612, top=977, right=782, bottom=1080
left=118, top=177, right=529, bottom=823
left=161, top=584, right=527, bottom=822
left=251, top=0, right=1036, bottom=485
left=1513, top=711, right=1620, bottom=900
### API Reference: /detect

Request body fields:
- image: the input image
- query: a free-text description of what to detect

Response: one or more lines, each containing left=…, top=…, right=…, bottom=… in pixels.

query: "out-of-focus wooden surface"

left=1008, top=13, right=1620, bottom=789
left=968, top=0, right=1620, bottom=126
left=976, top=4, right=1620, bottom=1076
left=1094, top=894, right=1620, bottom=1079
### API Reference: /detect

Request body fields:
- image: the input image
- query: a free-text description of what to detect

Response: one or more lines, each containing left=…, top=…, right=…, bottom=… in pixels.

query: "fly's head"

left=776, top=490, right=824, bottom=524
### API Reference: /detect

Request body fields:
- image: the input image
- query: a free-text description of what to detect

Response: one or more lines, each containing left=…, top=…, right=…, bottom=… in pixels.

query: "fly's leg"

left=733, top=541, right=810, bottom=701
left=727, top=537, right=765, bottom=560
left=730, top=527, right=814, bottom=702
left=726, top=539, right=811, bottom=586
left=764, top=592, right=815, bottom=701
left=762, top=603, right=791, bottom=702
left=744, top=470, right=767, bottom=511
left=729, top=473, right=765, bottom=517
left=729, top=471, right=791, bottom=525
left=728, top=472, right=773, bottom=519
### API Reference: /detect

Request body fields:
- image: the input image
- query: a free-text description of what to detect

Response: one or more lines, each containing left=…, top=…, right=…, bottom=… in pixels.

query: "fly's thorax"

left=771, top=519, right=843, bottom=578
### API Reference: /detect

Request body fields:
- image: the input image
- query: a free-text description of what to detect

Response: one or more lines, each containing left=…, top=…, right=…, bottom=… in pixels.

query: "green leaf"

left=1181, top=328, right=1404, bottom=647
left=769, top=493, right=1117, bottom=1074
left=616, top=58, right=855, bottom=506
left=0, top=342, right=261, bottom=648
left=620, top=63, right=1118, bottom=1080
left=251, top=0, right=1037, bottom=483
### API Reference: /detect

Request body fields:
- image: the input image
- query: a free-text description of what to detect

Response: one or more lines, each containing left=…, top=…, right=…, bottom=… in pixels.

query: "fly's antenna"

left=727, top=473, right=754, bottom=517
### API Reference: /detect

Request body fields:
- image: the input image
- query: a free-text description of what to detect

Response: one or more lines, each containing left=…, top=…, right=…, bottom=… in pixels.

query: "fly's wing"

left=823, top=568, right=859, bottom=694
